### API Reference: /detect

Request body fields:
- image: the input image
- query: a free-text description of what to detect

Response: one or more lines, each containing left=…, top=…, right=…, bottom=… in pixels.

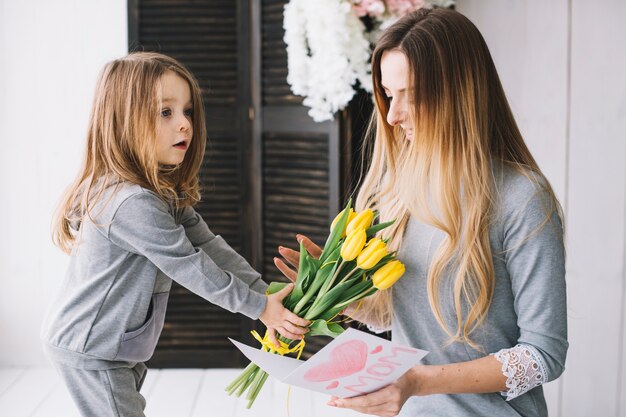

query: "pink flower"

left=385, top=0, right=426, bottom=16
left=350, top=0, right=386, bottom=18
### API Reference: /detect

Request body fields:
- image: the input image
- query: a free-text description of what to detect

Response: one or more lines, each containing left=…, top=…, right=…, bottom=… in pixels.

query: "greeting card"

left=230, top=327, right=428, bottom=398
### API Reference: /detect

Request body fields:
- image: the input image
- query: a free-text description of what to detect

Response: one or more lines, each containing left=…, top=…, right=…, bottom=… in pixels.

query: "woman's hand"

left=327, top=368, right=418, bottom=417
left=328, top=356, right=509, bottom=416
left=273, top=234, right=322, bottom=282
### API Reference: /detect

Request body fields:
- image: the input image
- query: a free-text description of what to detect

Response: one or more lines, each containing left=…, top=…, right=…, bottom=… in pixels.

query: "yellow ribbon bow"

left=250, top=330, right=306, bottom=360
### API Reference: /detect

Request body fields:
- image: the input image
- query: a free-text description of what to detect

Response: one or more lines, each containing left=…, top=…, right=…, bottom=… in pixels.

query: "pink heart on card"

left=325, top=381, right=339, bottom=390
left=370, top=345, right=383, bottom=354
left=304, top=340, right=368, bottom=382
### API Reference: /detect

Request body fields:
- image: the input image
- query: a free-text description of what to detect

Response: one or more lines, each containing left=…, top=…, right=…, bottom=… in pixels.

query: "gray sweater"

left=392, top=166, right=567, bottom=416
left=42, top=182, right=268, bottom=370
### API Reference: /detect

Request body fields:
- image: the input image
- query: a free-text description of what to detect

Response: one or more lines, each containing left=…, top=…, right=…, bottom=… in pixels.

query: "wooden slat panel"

left=136, top=0, right=248, bottom=368
left=261, top=0, right=303, bottom=105
left=262, top=131, right=330, bottom=280
left=259, top=0, right=358, bottom=357
left=139, top=0, right=238, bottom=104
left=261, top=131, right=331, bottom=358
left=198, top=135, right=243, bottom=251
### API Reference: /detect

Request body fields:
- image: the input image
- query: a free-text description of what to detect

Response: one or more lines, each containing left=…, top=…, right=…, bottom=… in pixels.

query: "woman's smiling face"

left=380, top=49, right=414, bottom=141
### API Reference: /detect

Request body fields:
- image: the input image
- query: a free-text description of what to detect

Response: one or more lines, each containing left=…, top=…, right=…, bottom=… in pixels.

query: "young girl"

left=42, top=52, right=309, bottom=417
left=276, top=8, right=567, bottom=417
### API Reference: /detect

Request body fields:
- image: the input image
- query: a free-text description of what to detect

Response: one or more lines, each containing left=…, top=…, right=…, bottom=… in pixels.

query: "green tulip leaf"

left=320, top=199, right=353, bottom=263
left=307, top=319, right=345, bottom=338
left=366, top=220, right=395, bottom=238
left=317, top=306, right=344, bottom=322
left=305, top=278, right=359, bottom=319
left=328, top=279, right=372, bottom=311
left=267, top=281, right=289, bottom=295
left=285, top=242, right=312, bottom=309
left=292, top=256, right=338, bottom=315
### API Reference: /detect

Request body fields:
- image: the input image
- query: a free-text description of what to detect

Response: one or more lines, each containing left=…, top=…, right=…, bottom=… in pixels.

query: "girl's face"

left=156, top=71, right=194, bottom=165
left=380, top=50, right=414, bottom=140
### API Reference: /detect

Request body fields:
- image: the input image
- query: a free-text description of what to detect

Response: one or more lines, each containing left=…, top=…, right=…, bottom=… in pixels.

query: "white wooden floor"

left=0, top=367, right=360, bottom=417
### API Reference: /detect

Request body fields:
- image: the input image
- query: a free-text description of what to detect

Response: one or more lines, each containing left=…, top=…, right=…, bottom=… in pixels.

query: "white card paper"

left=229, top=327, right=428, bottom=398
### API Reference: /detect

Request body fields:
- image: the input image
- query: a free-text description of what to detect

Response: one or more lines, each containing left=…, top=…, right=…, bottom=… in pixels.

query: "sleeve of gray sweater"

left=108, top=190, right=267, bottom=319
left=178, top=205, right=269, bottom=295
left=500, top=176, right=568, bottom=382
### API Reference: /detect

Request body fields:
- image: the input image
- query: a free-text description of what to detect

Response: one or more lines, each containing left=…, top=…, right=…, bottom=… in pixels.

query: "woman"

left=276, top=7, right=567, bottom=417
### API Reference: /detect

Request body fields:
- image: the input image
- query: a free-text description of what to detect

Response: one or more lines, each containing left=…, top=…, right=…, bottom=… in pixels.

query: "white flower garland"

left=284, top=0, right=372, bottom=122
left=283, top=0, right=455, bottom=122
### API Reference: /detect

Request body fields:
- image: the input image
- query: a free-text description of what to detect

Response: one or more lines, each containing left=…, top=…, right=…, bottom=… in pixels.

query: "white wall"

left=458, top=1, right=626, bottom=416
left=0, top=0, right=127, bottom=366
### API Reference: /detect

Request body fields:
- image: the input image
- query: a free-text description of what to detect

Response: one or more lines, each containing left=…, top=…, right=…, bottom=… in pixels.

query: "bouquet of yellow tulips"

left=224, top=200, right=406, bottom=408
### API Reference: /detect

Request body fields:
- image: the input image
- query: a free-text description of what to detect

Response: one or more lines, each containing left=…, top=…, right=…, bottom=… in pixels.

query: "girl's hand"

left=274, top=234, right=322, bottom=282
left=327, top=368, right=418, bottom=417
left=259, top=283, right=310, bottom=347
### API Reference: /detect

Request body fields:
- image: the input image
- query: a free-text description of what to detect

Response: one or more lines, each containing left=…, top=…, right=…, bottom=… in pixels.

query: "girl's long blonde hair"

left=356, top=8, right=563, bottom=348
left=53, top=52, right=206, bottom=254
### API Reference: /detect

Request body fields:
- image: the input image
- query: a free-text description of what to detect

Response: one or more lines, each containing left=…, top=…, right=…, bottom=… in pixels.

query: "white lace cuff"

left=366, top=323, right=389, bottom=334
left=492, top=344, right=548, bottom=401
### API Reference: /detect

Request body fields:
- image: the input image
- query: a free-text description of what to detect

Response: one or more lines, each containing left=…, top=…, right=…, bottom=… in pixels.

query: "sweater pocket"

left=114, top=292, right=169, bottom=362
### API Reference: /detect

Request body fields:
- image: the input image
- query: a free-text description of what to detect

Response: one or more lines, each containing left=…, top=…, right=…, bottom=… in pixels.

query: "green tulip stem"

left=335, top=266, right=359, bottom=287
left=308, top=260, right=344, bottom=313
left=293, top=275, right=325, bottom=315
left=292, top=293, right=311, bottom=315
left=225, top=362, right=257, bottom=394
left=234, top=368, right=258, bottom=397
left=246, top=371, right=269, bottom=409
left=324, top=260, right=345, bottom=293
left=246, top=366, right=267, bottom=401
left=334, top=286, right=377, bottom=310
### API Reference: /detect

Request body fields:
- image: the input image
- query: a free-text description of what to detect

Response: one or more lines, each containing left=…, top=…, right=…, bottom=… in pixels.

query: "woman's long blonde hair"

left=356, top=8, right=562, bottom=348
left=53, top=52, right=206, bottom=254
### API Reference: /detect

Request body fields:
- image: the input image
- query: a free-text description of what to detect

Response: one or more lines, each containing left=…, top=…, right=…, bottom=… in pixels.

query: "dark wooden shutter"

left=129, top=0, right=375, bottom=368
left=259, top=0, right=345, bottom=358
left=259, top=1, right=381, bottom=351
left=130, top=0, right=257, bottom=368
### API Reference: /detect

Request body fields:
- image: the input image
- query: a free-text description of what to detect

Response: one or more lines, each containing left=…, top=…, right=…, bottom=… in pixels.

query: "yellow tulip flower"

left=372, top=260, right=406, bottom=290
left=346, top=209, right=374, bottom=236
left=340, top=227, right=367, bottom=261
left=356, top=238, right=387, bottom=270
left=330, top=208, right=356, bottom=238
